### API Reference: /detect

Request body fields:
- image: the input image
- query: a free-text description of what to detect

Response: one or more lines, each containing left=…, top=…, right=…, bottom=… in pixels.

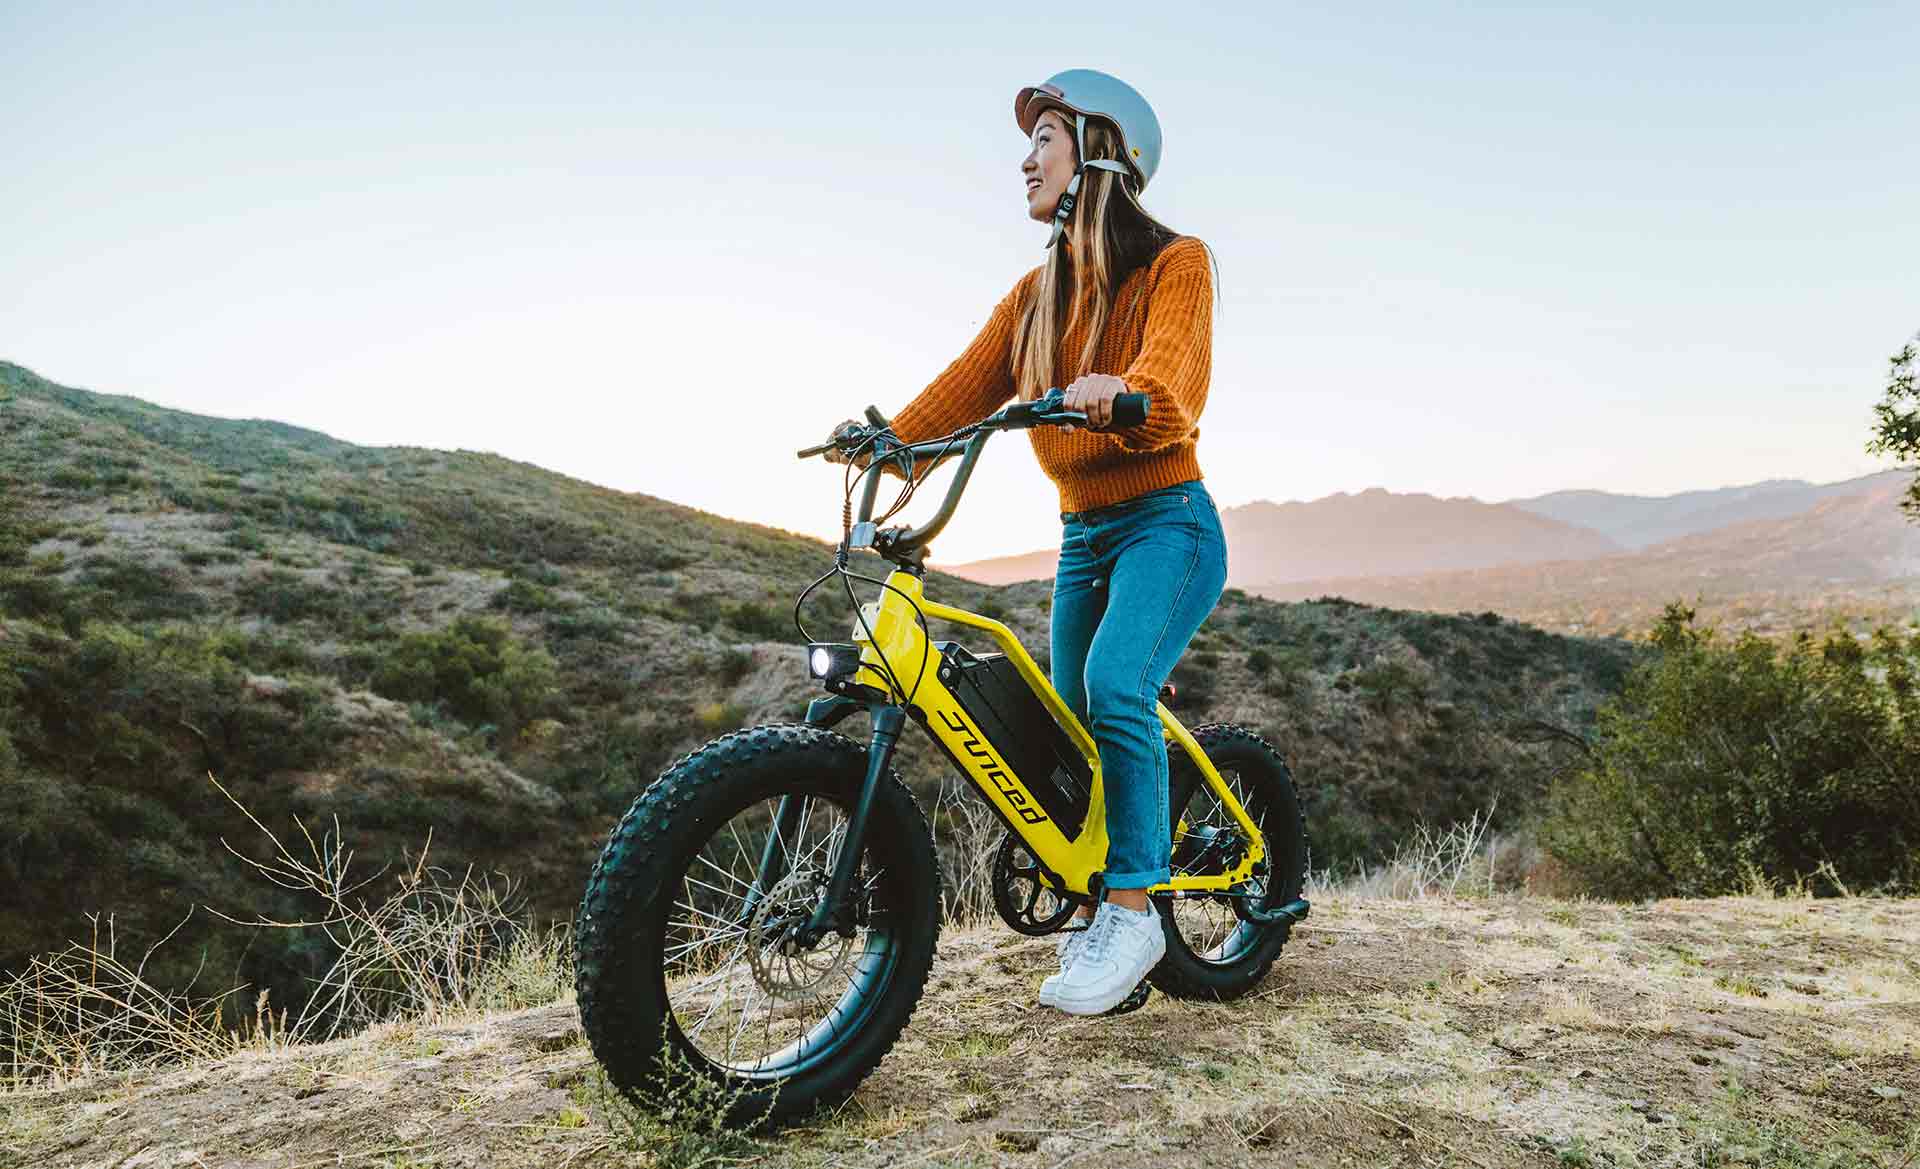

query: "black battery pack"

left=935, top=642, right=1093, bottom=833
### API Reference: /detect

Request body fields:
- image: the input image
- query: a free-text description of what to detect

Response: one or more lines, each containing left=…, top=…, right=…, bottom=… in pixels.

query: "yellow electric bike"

left=574, top=390, right=1309, bottom=1123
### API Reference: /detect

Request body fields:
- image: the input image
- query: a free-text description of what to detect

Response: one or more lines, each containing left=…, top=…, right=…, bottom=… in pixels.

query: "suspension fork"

left=772, top=704, right=905, bottom=947
left=744, top=793, right=808, bottom=920
left=743, top=693, right=879, bottom=922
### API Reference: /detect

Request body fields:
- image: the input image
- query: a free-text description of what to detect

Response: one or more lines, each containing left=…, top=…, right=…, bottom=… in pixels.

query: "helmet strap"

left=1045, top=113, right=1132, bottom=250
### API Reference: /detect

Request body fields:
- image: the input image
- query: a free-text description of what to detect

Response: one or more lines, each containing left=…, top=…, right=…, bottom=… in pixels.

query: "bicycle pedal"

left=1102, top=981, right=1152, bottom=1016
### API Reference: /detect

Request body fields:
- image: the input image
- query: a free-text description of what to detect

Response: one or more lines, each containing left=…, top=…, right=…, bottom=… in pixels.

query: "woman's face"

left=1022, top=108, right=1076, bottom=223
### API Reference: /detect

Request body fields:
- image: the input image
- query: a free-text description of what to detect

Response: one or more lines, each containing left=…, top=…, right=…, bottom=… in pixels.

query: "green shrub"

left=235, top=569, right=345, bottom=623
left=0, top=622, right=346, bottom=790
left=1542, top=602, right=1920, bottom=898
left=0, top=499, right=30, bottom=568
left=1350, top=659, right=1425, bottom=712
left=1245, top=648, right=1274, bottom=677
left=369, top=616, right=558, bottom=743
left=178, top=546, right=240, bottom=568
left=726, top=600, right=790, bottom=641
left=77, top=557, right=208, bottom=622
left=716, top=648, right=755, bottom=687
left=673, top=590, right=724, bottom=631
left=491, top=578, right=560, bottom=614
left=223, top=526, right=266, bottom=553
left=544, top=606, right=624, bottom=642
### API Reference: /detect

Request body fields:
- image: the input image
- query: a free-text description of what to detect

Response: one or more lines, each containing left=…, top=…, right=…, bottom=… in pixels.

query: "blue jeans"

left=1051, top=479, right=1229, bottom=889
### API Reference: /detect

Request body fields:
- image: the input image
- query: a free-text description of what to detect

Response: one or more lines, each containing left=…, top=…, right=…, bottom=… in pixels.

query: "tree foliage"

left=1866, top=330, right=1920, bottom=521
left=1543, top=602, right=1920, bottom=898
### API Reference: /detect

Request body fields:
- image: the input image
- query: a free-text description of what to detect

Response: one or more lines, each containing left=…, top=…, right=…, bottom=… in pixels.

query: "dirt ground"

left=5, top=894, right=1916, bottom=1169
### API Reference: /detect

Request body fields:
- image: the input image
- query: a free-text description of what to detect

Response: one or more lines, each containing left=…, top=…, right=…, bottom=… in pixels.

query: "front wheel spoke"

left=674, top=896, right=748, bottom=934
left=680, top=870, right=752, bottom=911
left=725, top=980, right=764, bottom=1061
left=694, top=852, right=757, bottom=895
left=681, top=941, right=751, bottom=1037
left=665, top=926, right=747, bottom=964
left=677, top=941, right=752, bottom=1001
left=660, top=789, right=900, bottom=1075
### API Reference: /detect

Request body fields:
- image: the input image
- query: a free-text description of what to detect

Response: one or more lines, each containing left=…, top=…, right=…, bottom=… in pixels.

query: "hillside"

left=0, top=360, right=1639, bottom=1021
left=6, top=895, right=1915, bottom=1168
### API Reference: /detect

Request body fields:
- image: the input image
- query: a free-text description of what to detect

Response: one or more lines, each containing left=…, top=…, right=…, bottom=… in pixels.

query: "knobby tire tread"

left=573, top=722, right=941, bottom=1125
left=1148, top=722, right=1309, bottom=1002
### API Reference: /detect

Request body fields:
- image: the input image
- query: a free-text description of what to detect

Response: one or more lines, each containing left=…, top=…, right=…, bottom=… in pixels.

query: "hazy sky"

left=6, top=2, right=1915, bottom=563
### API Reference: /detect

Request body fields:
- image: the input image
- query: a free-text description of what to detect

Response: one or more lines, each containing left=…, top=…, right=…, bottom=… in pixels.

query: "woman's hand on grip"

left=1061, top=374, right=1128, bottom=431
left=821, top=419, right=868, bottom=467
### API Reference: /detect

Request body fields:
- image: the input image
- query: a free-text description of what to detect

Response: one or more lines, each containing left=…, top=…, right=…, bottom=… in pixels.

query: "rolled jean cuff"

left=1102, top=866, right=1171, bottom=891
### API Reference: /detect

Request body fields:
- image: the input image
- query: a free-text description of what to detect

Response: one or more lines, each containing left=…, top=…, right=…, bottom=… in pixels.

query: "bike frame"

left=831, top=570, right=1266, bottom=898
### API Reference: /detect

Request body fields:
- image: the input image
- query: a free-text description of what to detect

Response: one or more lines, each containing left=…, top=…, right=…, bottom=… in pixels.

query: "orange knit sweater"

left=888, top=235, right=1213, bottom=514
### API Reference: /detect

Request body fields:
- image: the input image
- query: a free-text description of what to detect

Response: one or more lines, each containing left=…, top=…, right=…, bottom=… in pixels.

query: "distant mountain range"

left=1506, top=477, right=1906, bottom=551
left=937, top=470, right=1920, bottom=636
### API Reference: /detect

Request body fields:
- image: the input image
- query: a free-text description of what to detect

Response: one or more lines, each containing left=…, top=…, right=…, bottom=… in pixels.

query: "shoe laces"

left=1082, top=900, right=1141, bottom=964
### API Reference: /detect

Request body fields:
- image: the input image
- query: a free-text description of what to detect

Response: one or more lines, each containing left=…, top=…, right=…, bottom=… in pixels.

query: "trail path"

left=7, top=895, right=1915, bottom=1168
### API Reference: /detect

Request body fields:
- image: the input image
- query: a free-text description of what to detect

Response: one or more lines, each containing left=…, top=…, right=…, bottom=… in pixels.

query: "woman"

left=835, top=69, right=1227, bottom=1016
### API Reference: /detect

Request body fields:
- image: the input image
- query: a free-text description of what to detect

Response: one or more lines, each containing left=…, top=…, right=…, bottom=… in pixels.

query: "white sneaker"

left=1049, top=899, right=1166, bottom=1016
left=1037, top=916, right=1094, bottom=1008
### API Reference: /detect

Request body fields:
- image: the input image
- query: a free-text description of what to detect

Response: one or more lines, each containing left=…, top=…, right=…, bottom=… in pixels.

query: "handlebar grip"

left=864, top=405, right=891, bottom=428
left=797, top=440, right=835, bottom=459
left=1111, top=393, right=1150, bottom=429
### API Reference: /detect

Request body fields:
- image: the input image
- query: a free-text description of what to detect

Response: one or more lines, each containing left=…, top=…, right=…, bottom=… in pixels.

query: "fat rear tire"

left=1148, top=723, right=1308, bottom=1001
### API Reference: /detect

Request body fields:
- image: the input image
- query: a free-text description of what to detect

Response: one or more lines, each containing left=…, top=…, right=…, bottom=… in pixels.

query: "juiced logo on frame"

left=937, top=710, right=1048, bottom=824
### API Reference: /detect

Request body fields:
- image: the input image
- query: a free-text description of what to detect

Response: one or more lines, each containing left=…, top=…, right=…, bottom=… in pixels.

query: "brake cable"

left=796, top=415, right=991, bottom=706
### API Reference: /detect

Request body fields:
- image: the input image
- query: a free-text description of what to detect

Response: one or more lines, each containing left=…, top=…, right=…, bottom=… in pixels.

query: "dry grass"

left=6, top=893, right=1915, bottom=1168
left=198, top=771, right=570, bottom=1043
left=0, top=775, right=568, bottom=1094
left=931, top=771, right=1006, bottom=926
left=0, top=909, right=284, bottom=1089
left=1311, top=805, right=1509, bottom=900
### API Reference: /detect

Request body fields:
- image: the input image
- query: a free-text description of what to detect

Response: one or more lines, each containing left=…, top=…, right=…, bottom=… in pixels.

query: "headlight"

left=804, top=642, right=862, bottom=682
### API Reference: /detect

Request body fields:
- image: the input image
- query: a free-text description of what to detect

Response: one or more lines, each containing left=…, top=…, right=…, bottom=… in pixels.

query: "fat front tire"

left=573, top=723, right=941, bottom=1125
left=1149, top=723, right=1308, bottom=1001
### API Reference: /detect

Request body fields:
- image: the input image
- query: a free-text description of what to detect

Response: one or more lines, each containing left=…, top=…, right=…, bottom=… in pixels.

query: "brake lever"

left=799, top=420, right=889, bottom=461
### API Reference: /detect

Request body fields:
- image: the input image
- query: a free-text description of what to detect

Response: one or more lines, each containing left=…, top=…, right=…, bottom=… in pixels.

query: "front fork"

left=748, top=697, right=905, bottom=949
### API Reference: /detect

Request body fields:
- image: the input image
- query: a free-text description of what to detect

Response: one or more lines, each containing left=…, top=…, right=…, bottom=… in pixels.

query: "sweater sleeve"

left=1107, top=239, right=1213, bottom=454
left=888, top=271, right=1032, bottom=445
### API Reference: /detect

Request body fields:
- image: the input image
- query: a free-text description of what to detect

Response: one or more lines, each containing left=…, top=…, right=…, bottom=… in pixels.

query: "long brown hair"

left=1010, top=111, right=1185, bottom=401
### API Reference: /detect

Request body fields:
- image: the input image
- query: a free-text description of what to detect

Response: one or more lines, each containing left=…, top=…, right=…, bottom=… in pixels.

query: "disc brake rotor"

left=747, top=869, right=854, bottom=1001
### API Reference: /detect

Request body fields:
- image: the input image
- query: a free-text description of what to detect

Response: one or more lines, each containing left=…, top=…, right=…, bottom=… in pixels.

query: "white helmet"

left=1014, top=69, right=1163, bottom=248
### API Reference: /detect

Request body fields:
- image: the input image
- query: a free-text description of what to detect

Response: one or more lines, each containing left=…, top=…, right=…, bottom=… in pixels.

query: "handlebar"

left=794, top=389, right=1147, bottom=460
left=796, top=389, right=1152, bottom=566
